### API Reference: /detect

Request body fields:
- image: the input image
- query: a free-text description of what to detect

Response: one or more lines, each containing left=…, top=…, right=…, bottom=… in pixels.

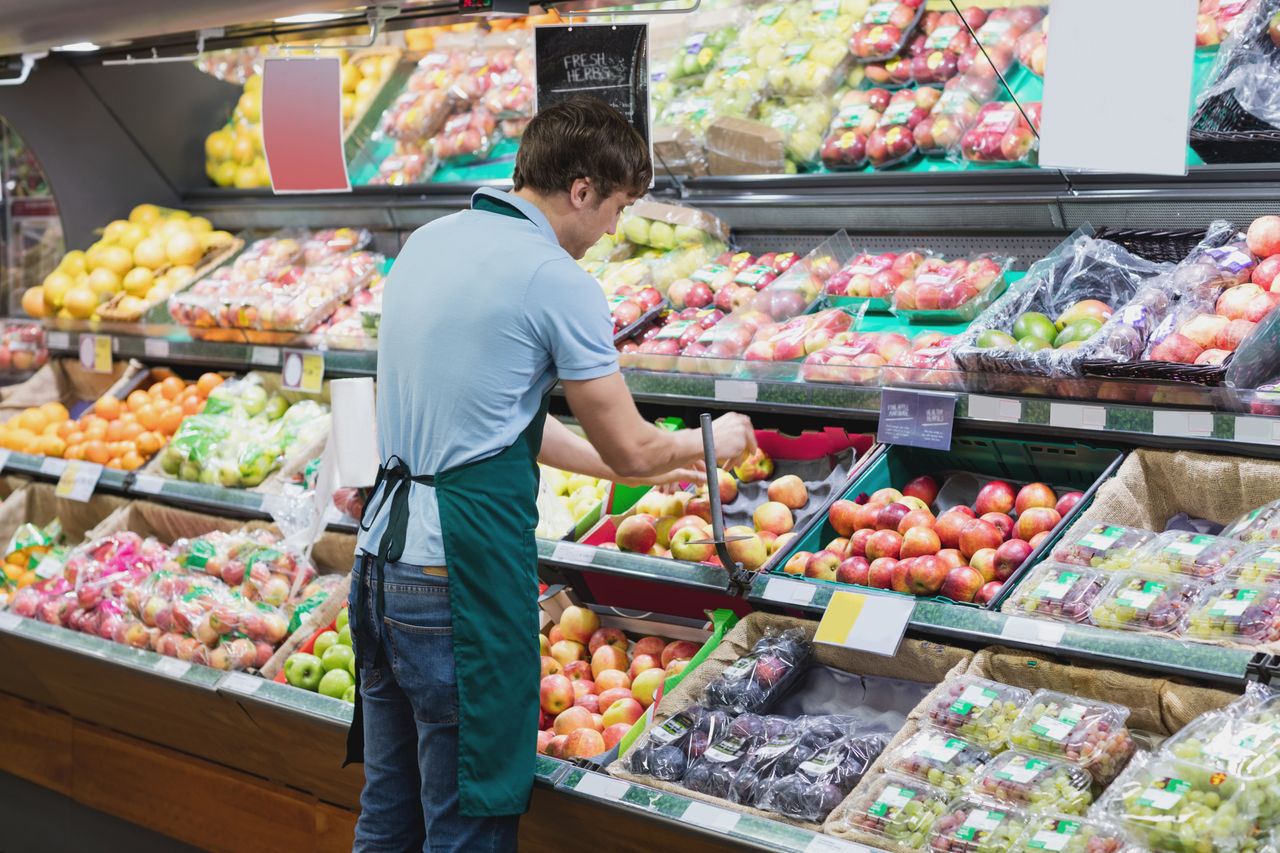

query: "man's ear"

left=568, top=177, right=593, bottom=210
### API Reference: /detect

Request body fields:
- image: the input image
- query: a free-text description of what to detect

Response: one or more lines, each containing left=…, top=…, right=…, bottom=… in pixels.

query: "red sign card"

left=261, top=57, right=351, bottom=193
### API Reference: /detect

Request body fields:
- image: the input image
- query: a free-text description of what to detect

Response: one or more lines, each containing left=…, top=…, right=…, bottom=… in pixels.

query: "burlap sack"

left=823, top=645, right=1240, bottom=847
left=86, top=499, right=247, bottom=543
left=609, top=612, right=973, bottom=831
left=0, top=481, right=128, bottom=549
left=1002, top=448, right=1280, bottom=653
left=0, top=358, right=134, bottom=422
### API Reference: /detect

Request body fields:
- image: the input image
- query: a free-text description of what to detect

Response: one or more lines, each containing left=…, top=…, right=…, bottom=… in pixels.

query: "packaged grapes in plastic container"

left=624, top=704, right=738, bottom=782
left=836, top=771, right=949, bottom=848
left=959, top=101, right=1041, bottom=167
left=927, top=797, right=1030, bottom=853
left=1184, top=581, right=1280, bottom=645
left=1098, top=754, right=1261, bottom=853
left=1006, top=563, right=1109, bottom=624
left=883, top=729, right=995, bottom=796
left=1228, top=543, right=1280, bottom=585
left=1089, top=571, right=1206, bottom=636
left=1007, top=691, right=1135, bottom=785
left=1050, top=524, right=1157, bottom=571
left=1130, top=531, right=1244, bottom=581
left=971, top=750, right=1094, bottom=815
left=701, top=626, right=813, bottom=714
left=1009, top=815, right=1135, bottom=853
left=923, top=675, right=1031, bottom=750
left=1222, top=499, right=1280, bottom=543
left=850, top=1, right=927, bottom=63
left=1163, top=699, right=1280, bottom=782
left=754, top=730, right=890, bottom=823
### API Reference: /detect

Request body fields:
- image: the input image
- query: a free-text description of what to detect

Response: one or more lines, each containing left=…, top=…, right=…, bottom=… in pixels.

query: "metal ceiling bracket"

left=276, top=4, right=400, bottom=51
left=0, top=52, right=46, bottom=86
left=101, top=28, right=222, bottom=66
left=564, top=0, right=700, bottom=18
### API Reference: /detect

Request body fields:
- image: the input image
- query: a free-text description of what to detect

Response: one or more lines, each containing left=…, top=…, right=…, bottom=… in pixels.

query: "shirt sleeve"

left=524, top=258, right=620, bottom=381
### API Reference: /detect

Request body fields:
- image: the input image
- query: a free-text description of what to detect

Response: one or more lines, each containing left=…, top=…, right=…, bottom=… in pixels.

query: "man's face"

left=566, top=181, right=638, bottom=259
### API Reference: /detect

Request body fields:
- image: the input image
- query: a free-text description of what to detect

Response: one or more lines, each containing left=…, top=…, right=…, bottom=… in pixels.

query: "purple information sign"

left=878, top=388, right=956, bottom=451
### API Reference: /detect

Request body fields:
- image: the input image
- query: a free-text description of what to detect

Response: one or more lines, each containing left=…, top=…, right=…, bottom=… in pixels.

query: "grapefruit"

left=21, top=287, right=45, bottom=317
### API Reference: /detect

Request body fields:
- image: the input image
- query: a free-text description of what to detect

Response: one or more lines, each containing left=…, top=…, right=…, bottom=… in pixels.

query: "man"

left=349, top=95, right=756, bottom=852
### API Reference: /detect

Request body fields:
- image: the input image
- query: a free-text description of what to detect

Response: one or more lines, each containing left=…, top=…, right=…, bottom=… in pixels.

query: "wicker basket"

left=1092, top=227, right=1207, bottom=265
left=1188, top=0, right=1280, bottom=163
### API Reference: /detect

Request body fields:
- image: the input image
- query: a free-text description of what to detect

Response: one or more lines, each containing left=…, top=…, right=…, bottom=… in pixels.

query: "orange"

left=105, top=420, right=127, bottom=442
left=159, top=376, right=185, bottom=400
left=18, top=409, right=48, bottom=434
left=136, top=431, right=163, bottom=455
left=83, top=440, right=109, bottom=465
left=118, top=411, right=137, bottom=426
left=42, top=422, right=60, bottom=436
left=135, top=404, right=161, bottom=432
left=17, top=570, right=35, bottom=589
left=196, top=373, right=223, bottom=396
left=181, top=395, right=202, bottom=416
left=120, top=450, right=144, bottom=471
left=65, top=429, right=86, bottom=446
left=64, top=444, right=86, bottom=461
left=38, top=436, right=66, bottom=458
left=84, top=423, right=107, bottom=442
left=3, top=563, right=22, bottom=583
left=39, top=402, right=69, bottom=422
left=119, top=422, right=143, bottom=442
left=108, top=441, right=132, bottom=458
left=82, top=415, right=108, bottom=434
left=127, top=390, right=150, bottom=411
left=94, top=396, right=122, bottom=421
left=56, top=421, right=76, bottom=440
left=105, top=457, right=123, bottom=470
left=158, top=406, right=184, bottom=435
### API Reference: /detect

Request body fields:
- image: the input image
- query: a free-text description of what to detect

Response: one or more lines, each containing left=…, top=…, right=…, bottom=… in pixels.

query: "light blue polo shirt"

left=357, top=188, right=619, bottom=565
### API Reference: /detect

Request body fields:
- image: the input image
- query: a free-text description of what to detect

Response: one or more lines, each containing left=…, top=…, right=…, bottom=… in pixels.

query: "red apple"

left=826, top=537, right=851, bottom=555
left=628, top=654, right=660, bottom=680
left=633, top=637, right=665, bottom=659
left=596, top=670, right=631, bottom=693
left=717, top=469, right=739, bottom=505
left=540, top=674, right=575, bottom=715
left=563, top=660, right=592, bottom=682
left=661, top=641, right=699, bottom=668
left=900, top=526, right=942, bottom=558
left=768, top=475, right=809, bottom=510
left=597, top=686, right=632, bottom=713
left=877, top=502, right=912, bottom=531
left=959, top=519, right=1003, bottom=558
left=805, top=550, right=842, bottom=581
left=541, top=656, right=562, bottom=678
left=783, top=551, right=812, bottom=575
left=1248, top=215, right=1280, bottom=257
left=559, top=606, right=601, bottom=645
left=975, top=581, right=1003, bottom=606
left=969, top=547, right=998, bottom=582
left=591, top=645, right=628, bottom=678
left=870, top=487, right=904, bottom=504
left=974, top=480, right=1016, bottom=515
left=897, top=509, right=937, bottom=534
left=939, top=565, right=985, bottom=602
left=866, top=529, right=904, bottom=560
left=588, top=627, right=628, bottom=655
left=848, top=529, right=874, bottom=558
left=1150, top=332, right=1204, bottom=364
left=1215, top=318, right=1258, bottom=352
left=602, top=723, right=632, bottom=750
left=837, top=556, right=870, bottom=585
left=754, top=501, right=795, bottom=536
left=936, top=548, right=965, bottom=569
left=868, top=557, right=897, bottom=589
left=934, top=509, right=973, bottom=550
left=1014, top=482, right=1057, bottom=515
left=994, top=539, right=1034, bottom=581
left=902, top=475, right=939, bottom=506
left=906, top=555, right=948, bottom=595
left=1014, top=507, right=1061, bottom=541
left=616, top=516, right=658, bottom=553
left=829, top=499, right=861, bottom=536
left=1055, top=491, right=1084, bottom=517
left=1254, top=254, right=1280, bottom=291
left=980, top=512, right=1014, bottom=541
left=852, top=502, right=884, bottom=532
left=891, top=559, right=913, bottom=594
left=1030, top=530, right=1051, bottom=549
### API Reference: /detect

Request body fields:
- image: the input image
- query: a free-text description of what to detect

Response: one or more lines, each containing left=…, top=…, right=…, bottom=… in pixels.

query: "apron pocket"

left=384, top=619, right=459, bottom=725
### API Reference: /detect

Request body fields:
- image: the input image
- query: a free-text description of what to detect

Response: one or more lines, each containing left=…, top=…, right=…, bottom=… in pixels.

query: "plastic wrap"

left=1195, top=0, right=1280, bottom=127
left=958, top=101, right=1041, bottom=166
left=837, top=771, right=950, bottom=846
left=625, top=705, right=737, bottom=782
left=701, top=626, right=813, bottom=715
left=681, top=723, right=772, bottom=799
left=820, top=88, right=891, bottom=170
left=754, top=730, right=890, bottom=822
left=953, top=231, right=1172, bottom=378
left=1090, top=571, right=1208, bottom=636
left=740, top=308, right=855, bottom=368
left=884, top=729, right=995, bottom=796
left=766, top=40, right=852, bottom=99
left=891, top=253, right=1012, bottom=323
left=172, top=529, right=317, bottom=606
left=927, top=797, right=1031, bottom=853
left=1, top=519, right=62, bottom=595
left=924, top=675, right=1030, bottom=749
left=1196, top=0, right=1253, bottom=49
left=958, top=6, right=1045, bottom=76
left=1130, top=531, right=1244, bottom=580
left=883, top=333, right=965, bottom=389
left=914, top=81, right=986, bottom=156
left=971, top=750, right=1093, bottom=814
left=1009, top=815, right=1135, bottom=853
left=850, top=1, right=927, bottom=62
left=1223, top=499, right=1280, bottom=543
left=727, top=715, right=830, bottom=806
left=1006, top=563, right=1110, bottom=624
left=758, top=99, right=835, bottom=172
left=1227, top=542, right=1280, bottom=584
left=1164, top=688, right=1280, bottom=781
left=432, top=107, right=497, bottom=164
left=868, top=86, right=939, bottom=168
left=1007, top=691, right=1134, bottom=786
left=1015, top=15, right=1049, bottom=78
left=1050, top=523, right=1158, bottom=570
left=668, top=25, right=739, bottom=82
left=619, top=198, right=730, bottom=252
left=1184, top=580, right=1280, bottom=644
left=825, top=246, right=926, bottom=306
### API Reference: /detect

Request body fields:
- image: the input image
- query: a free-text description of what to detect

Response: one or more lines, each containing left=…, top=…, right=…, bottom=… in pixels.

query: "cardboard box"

left=705, top=116, right=787, bottom=176
left=653, top=125, right=709, bottom=178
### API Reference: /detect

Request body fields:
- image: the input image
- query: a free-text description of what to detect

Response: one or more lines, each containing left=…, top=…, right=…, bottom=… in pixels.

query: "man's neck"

left=512, top=187, right=571, bottom=252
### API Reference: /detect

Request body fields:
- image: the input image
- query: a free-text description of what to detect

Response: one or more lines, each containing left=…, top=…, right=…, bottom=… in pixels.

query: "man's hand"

left=711, top=412, right=757, bottom=470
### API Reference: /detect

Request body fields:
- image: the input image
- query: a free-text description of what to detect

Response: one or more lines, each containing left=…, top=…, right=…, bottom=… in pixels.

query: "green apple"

left=335, top=607, right=349, bottom=631
left=318, top=669, right=355, bottom=699
left=284, top=653, right=324, bottom=691
left=241, top=383, right=268, bottom=416
left=1012, top=311, right=1056, bottom=343
left=312, top=630, right=339, bottom=659
left=337, top=624, right=352, bottom=646
left=321, top=643, right=355, bottom=673
left=348, top=655, right=356, bottom=678
left=342, top=685, right=356, bottom=703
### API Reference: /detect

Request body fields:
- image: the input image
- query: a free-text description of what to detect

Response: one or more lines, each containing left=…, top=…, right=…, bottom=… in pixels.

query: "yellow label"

left=814, top=590, right=868, bottom=645
left=94, top=335, right=112, bottom=373
left=282, top=349, right=325, bottom=394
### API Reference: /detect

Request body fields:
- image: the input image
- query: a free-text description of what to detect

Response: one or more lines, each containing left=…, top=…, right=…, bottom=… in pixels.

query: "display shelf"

left=218, top=671, right=353, bottom=728
left=748, top=575, right=1265, bottom=686
left=555, top=767, right=872, bottom=853
left=537, top=538, right=734, bottom=592
left=0, top=451, right=130, bottom=493
left=535, top=755, right=570, bottom=785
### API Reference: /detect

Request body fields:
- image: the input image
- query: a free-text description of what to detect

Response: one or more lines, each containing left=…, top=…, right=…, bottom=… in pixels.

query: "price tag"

left=681, top=801, right=740, bottom=834
left=34, top=552, right=64, bottom=580
left=1049, top=403, right=1107, bottom=431
left=967, top=395, right=1022, bottom=423
left=223, top=672, right=263, bottom=695
left=0, top=449, right=11, bottom=473
left=761, top=576, right=817, bottom=607
left=144, top=338, right=171, bottom=359
left=251, top=346, right=281, bottom=366
left=55, top=460, right=103, bottom=502
left=806, top=835, right=866, bottom=853
left=714, top=379, right=758, bottom=403
left=281, top=349, right=325, bottom=394
left=573, top=772, right=628, bottom=801
left=39, top=457, right=67, bottom=476
left=153, top=657, right=191, bottom=678
left=1234, top=416, right=1280, bottom=446
left=814, top=590, right=914, bottom=657
left=0, top=612, right=22, bottom=631
left=79, top=335, right=113, bottom=374
left=133, top=474, right=166, bottom=495
left=1153, top=410, right=1214, bottom=437
left=1000, top=615, right=1066, bottom=647
left=47, top=331, right=70, bottom=350
left=878, top=388, right=956, bottom=451
left=551, top=541, right=595, bottom=565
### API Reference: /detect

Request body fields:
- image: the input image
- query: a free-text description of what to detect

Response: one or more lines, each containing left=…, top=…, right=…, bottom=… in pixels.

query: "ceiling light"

left=274, top=11, right=347, bottom=24
left=52, top=42, right=100, bottom=52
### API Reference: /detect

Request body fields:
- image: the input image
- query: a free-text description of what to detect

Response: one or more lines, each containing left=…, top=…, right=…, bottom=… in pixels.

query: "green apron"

left=347, top=194, right=550, bottom=816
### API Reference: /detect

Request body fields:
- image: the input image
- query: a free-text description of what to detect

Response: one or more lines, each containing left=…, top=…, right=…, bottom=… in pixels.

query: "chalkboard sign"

left=534, top=24, right=650, bottom=151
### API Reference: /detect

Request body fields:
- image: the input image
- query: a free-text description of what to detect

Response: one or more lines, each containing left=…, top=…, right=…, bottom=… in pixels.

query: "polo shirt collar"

left=471, top=187, right=561, bottom=248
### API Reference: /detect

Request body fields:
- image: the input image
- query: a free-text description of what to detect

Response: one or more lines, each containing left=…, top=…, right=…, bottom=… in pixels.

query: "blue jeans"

left=349, top=560, right=520, bottom=853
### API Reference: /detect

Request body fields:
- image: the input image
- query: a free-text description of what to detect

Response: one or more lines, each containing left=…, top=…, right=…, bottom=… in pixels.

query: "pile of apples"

left=1015, top=16, right=1048, bottom=76
left=801, top=330, right=956, bottom=385
left=977, top=300, right=1115, bottom=353
left=869, top=87, right=941, bottom=168
left=892, top=255, right=1007, bottom=313
left=283, top=607, right=356, bottom=702
left=957, top=6, right=1044, bottom=76
left=863, top=7, right=986, bottom=87
left=821, top=89, right=891, bottom=170
left=783, top=475, right=1083, bottom=605
left=609, top=285, right=663, bottom=333
left=742, top=308, right=855, bottom=364
left=668, top=251, right=800, bottom=313
left=538, top=605, right=700, bottom=759
left=960, top=101, right=1041, bottom=165
left=1150, top=215, right=1280, bottom=365
left=913, top=81, right=987, bottom=154
left=1196, top=0, right=1249, bottom=48
left=849, top=0, right=925, bottom=61
left=825, top=248, right=929, bottom=300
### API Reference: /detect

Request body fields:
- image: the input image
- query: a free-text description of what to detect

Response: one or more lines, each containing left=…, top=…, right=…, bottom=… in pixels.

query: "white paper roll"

left=330, top=377, right=379, bottom=488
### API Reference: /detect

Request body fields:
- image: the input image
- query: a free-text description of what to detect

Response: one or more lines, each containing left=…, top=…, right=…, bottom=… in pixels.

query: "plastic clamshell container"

left=1049, top=524, right=1156, bottom=571
left=927, top=796, right=1030, bottom=853
left=1007, top=690, right=1135, bottom=785
left=842, top=772, right=950, bottom=849
left=1164, top=695, right=1280, bottom=781
left=1088, top=571, right=1207, bottom=637
left=1227, top=543, right=1280, bottom=586
left=1185, top=581, right=1280, bottom=645
left=1130, top=531, right=1244, bottom=581
left=1009, top=815, right=1136, bottom=853
left=893, top=273, right=1009, bottom=325
left=1221, top=498, right=1280, bottom=544
left=885, top=729, right=995, bottom=795
left=1006, top=562, right=1109, bottom=624
left=971, top=750, right=1093, bottom=815
left=1101, top=758, right=1260, bottom=853
left=923, top=675, right=1031, bottom=750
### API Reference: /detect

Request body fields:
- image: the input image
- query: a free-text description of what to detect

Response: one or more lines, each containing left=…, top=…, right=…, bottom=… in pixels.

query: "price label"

left=0, top=612, right=21, bottom=631
left=40, top=457, right=67, bottom=476
left=681, top=801, right=740, bottom=834
left=551, top=541, right=595, bottom=565
left=814, top=590, right=914, bottom=657
left=132, top=474, right=166, bottom=495
left=1049, top=403, right=1106, bottom=431
left=55, top=460, right=103, bottom=502
left=967, top=395, right=1022, bottom=423
left=144, top=338, right=171, bottom=359
left=879, top=388, right=956, bottom=451
left=806, top=835, right=866, bottom=853
left=714, top=379, right=758, bottom=403
left=1000, top=616, right=1066, bottom=646
left=0, top=449, right=11, bottom=472
left=251, top=346, right=280, bottom=366
left=573, top=772, right=628, bottom=801
left=79, top=335, right=113, bottom=374
left=282, top=349, right=325, bottom=394
left=223, top=672, right=263, bottom=695
left=34, top=552, right=65, bottom=580
left=153, top=657, right=191, bottom=678
left=1234, top=416, right=1280, bottom=445
left=47, top=331, right=70, bottom=350
left=1154, top=410, right=1214, bottom=438
left=761, top=576, right=817, bottom=607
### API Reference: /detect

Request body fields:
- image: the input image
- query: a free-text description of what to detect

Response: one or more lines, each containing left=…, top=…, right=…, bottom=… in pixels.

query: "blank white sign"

left=1039, top=0, right=1197, bottom=176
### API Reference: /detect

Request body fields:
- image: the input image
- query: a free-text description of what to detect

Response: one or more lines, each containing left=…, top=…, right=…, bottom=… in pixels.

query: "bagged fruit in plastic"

left=926, top=796, right=1030, bottom=853
left=1009, top=815, right=1133, bottom=853
left=820, top=88, right=890, bottom=170
left=1015, top=15, right=1049, bottom=78
left=757, top=99, right=834, bottom=172
left=1051, top=523, right=1157, bottom=570
left=701, top=627, right=812, bottom=714
left=914, top=80, right=986, bottom=155
left=754, top=730, right=889, bottom=823
left=835, top=771, right=949, bottom=847
left=1131, top=531, right=1242, bottom=581
left=924, top=675, right=1030, bottom=749
left=668, top=26, right=737, bottom=81
left=433, top=108, right=497, bottom=164
left=1185, top=581, right=1280, bottom=645
left=959, top=101, right=1041, bottom=166
left=958, top=5, right=1044, bottom=75
left=868, top=87, right=939, bottom=168
left=1006, top=563, right=1109, bottom=624
left=626, top=704, right=736, bottom=783
left=849, top=1, right=926, bottom=62
left=1222, top=498, right=1280, bottom=543
left=726, top=715, right=835, bottom=806
left=1090, top=571, right=1207, bottom=637
left=972, top=750, right=1094, bottom=814
left=1007, top=690, right=1135, bottom=785
left=883, top=728, right=994, bottom=796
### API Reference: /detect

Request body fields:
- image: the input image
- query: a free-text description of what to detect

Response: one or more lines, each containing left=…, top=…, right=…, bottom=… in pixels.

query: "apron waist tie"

left=356, top=456, right=436, bottom=665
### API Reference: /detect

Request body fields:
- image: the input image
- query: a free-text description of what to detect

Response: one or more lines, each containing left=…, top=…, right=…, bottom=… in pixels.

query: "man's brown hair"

left=512, top=96, right=651, bottom=199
